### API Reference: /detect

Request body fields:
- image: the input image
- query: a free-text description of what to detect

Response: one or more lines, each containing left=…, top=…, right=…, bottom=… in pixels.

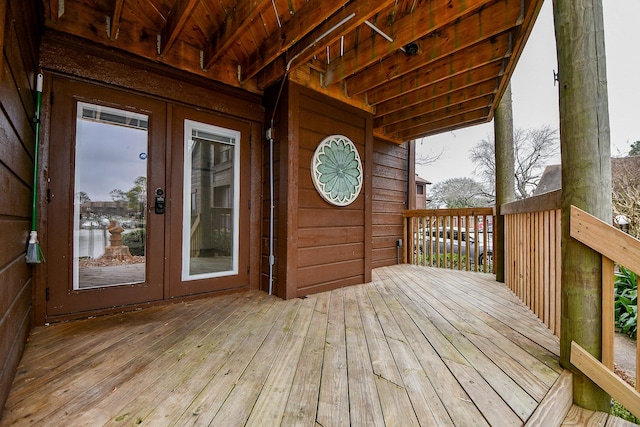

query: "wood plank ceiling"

left=42, top=0, right=543, bottom=143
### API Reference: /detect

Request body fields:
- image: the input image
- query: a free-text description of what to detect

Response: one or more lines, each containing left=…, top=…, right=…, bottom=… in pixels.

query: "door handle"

left=154, top=188, right=165, bottom=214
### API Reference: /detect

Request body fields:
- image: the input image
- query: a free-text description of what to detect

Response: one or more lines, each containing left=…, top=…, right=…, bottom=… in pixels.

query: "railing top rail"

left=403, top=207, right=494, bottom=218
left=500, top=189, right=561, bottom=215
left=570, top=205, right=640, bottom=274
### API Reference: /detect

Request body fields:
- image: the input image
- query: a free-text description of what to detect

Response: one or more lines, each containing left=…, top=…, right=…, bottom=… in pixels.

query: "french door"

left=46, top=78, right=249, bottom=317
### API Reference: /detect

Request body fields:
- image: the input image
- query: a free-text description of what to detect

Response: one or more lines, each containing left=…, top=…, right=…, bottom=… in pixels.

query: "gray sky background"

left=415, top=1, right=639, bottom=185
left=76, top=120, right=148, bottom=202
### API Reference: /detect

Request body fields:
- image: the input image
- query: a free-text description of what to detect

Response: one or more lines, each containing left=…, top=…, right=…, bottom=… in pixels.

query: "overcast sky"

left=415, top=0, right=639, bottom=185
left=76, top=120, right=147, bottom=202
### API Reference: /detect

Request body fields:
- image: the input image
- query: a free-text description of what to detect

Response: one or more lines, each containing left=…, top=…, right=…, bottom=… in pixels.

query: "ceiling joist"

left=202, top=0, right=264, bottom=70
left=241, top=0, right=349, bottom=81
left=255, top=0, right=395, bottom=88
left=346, top=0, right=524, bottom=96
left=323, top=0, right=491, bottom=89
left=159, top=0, right=199, bottom=56
left=399, top=108, right=491, bottom=140
left=375, top=77, right=501, bottom=128
left=365, top=39, right=510, bottom=106
left=43, top=0, right=544, bottom=142
left=383, top=94, right=495, bottom=135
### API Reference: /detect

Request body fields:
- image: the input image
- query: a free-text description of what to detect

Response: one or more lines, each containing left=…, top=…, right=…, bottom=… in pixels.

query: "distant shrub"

left=614, top=265, right=638, bottom=338
left=122, top=230, right=145, bottom=257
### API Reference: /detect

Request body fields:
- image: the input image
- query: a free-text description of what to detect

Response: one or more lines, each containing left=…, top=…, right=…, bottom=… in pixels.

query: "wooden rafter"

left=42, top=0, right=544, bottom=141
left=255, top=0, right=395, bottom=88
left=109, top=0, right=124, bottom=40
left=241, top=0, right=348, bottom=81
left=322, top=0, right=491, bottom=89
left=159, top=0, right=199, bottom=56
left=383, top=94, right=495, bottom=134
left=373, top=33, right=510, bottom=116
left=202, top=0, right=265, bottom=70
left=366, top=41, right=509, bottom=106
left=398, top=108, right=490, bottom=140
left=48, top=0, right=63, bottom=21
left=375, top=78, right=500, bottom=128
left=345, top=0, right=523, bottom=96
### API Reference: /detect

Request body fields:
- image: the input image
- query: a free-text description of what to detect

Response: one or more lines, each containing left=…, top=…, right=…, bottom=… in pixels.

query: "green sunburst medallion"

left=311, top=135, right=363, bottom=206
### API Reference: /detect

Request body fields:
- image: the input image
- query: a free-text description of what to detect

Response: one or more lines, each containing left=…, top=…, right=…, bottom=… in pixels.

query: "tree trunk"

left=494, top=82, right=515, bottom=282
left=553, top=0, right=612, bottom=411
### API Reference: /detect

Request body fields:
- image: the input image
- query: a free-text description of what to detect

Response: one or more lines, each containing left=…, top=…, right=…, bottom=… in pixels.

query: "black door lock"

left=154, top=188, right=165, bottom=214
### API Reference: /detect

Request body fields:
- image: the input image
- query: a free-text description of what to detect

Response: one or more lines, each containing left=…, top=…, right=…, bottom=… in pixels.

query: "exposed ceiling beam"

left=202, top=0, right=265, bottom=70
left=159, top=0, right=199, bottom=56
left=322, top=0, right=490, bottom=88
left=255, top=0, right=395, bottom=89
left=375, top=78, right=500, bottom=128
left=346, top=0, right=523, bottom=96
left=109, top=0, right=124, bottom=40
left=383, top=94, right=495, bottom=134
left=365, top=39, right=510, bottom=106
left=374, top=34, right=510, bottom=116
left=241, top=0, right=348, bottom=81
left=397, top=108, right=490, bottom=140
left=48, top=0, right=63, bottom=21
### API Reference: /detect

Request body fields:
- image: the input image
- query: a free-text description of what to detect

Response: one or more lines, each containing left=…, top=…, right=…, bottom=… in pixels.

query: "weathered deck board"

left=2, top=265, right=570, bottom=426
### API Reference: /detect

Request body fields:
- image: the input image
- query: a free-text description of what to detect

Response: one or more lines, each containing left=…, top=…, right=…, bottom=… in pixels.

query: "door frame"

left=167, top=105, right=252, bottom=298
left=38, top=74, right=263, bottom=323
left=45, top=77, right=167, bottom=317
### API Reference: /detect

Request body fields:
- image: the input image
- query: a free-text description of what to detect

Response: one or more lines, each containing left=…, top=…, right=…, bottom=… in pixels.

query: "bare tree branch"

left=470, top=125, right=559, bottom=199
left=415, top=147, right=444, bottom=166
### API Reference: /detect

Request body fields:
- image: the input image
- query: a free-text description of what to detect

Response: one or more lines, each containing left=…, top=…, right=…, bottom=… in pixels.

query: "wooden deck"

left=1, top=265, right=570, bottom=426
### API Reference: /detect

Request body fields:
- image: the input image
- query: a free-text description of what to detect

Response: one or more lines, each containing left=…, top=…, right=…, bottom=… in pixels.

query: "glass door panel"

left=182, top=120, right=240, bottom=280
left=73, top=103, right=148, bottom=289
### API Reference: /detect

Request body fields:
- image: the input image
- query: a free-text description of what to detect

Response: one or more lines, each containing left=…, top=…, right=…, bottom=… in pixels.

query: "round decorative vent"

left=311, top=135, right=363, bottom=206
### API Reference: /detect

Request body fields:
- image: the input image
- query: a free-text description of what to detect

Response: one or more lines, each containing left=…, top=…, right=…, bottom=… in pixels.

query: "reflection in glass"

left=73, top=103, right=148, bottom=289
left=183, top=121, right=239, bottom=280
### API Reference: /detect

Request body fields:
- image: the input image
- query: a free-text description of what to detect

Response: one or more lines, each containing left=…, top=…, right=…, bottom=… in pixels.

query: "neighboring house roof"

left=533, top=156, right=640, bottom=196
left=532, top=164, right=562, bottom=195
left=415, top=174, right=432, bottom=185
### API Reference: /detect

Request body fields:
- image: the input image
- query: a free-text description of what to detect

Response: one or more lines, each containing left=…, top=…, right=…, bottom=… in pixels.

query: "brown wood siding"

left=0, top=0, right=40, bottom=411
left=263, top=83, right=399, bottom=298
left=371, top=138, right=410, bottom=268
left=295, top=86, right=369, bottom=296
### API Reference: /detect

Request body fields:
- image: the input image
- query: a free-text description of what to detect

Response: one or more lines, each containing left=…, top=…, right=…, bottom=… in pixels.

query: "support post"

left=494, top=82, right=515, bottom=282
left=553, top=0, right=612, bottom=411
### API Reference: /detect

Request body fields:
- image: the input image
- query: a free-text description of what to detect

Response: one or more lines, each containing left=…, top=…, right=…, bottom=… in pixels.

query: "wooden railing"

left=190, top=214, right=201, bottom=257
left=403, top=208, right=495, bottom=273
left=502, top=190, right=562, bottom=336
left=569, top=205, right=640, bottom=417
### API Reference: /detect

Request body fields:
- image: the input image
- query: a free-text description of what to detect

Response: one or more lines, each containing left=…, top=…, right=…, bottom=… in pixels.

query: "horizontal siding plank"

left=372, top=164, right=407, bottom=181
left=4, top=18, right=35, bottom=118
left=0, top=62, right=33, bottom=150
left=298, top=243, right=364, bottom=268
left=0, top=108, right=31, bottom=184
left=0, top=220, right=30, bottom=267
left=373, top=175, right=408, bottom=192
left=298, top=226, right=364, bottom=247
left=296, top=275, right=365, bottom=297
left=0, top=280, right=31, bottom=390
left=0, top=255, right=30, bottom=323
left=298, top=208, right=363, bottom=228
left=298, top=259, right=364, bottom=288
left=0, top=164, right=31, bottom=218
left=298, top=187, right=365, bottom=210
left=372, top=213, right=403, bottom=226
left=0, top=302, right=30, bottom=414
